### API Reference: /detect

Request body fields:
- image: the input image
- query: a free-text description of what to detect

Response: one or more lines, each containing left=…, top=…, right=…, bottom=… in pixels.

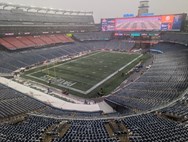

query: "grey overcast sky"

left=0, top=0, right=188, bottom=23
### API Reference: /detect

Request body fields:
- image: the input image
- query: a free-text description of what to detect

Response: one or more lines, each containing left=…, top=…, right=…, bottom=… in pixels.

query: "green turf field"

left=24, top=51, right=146, bottom=97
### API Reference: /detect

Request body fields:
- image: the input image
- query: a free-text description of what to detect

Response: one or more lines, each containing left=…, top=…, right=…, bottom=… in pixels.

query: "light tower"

left=138, top=0, right=149, bottom=17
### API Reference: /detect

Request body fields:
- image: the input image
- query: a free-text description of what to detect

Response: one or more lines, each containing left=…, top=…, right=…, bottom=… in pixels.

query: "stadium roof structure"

left=0, top=2, right=93, bottom=15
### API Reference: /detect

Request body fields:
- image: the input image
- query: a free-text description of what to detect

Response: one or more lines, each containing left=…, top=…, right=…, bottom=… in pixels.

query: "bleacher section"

left=0, top=40, right=135, bottom=74
left=0, top=82, right=111, bottom=119
left=0, top=34, right=74, bottom=50
left=74, top=32, right=112, bottom=41
left=0, top=116, right=60, bottom=142
left=0, top=33, right=188, bottom=141
left=0, top=9, right=94, bottom=25
left=0, top=1, right=187, bottom=142
left=0, top=3, right=97, bottom=36
left=0, top=113, right=188, bottom=142
left=161, top=32, right=188, bottom=45
left=124, top=114, right=188, bottom=142
left=52, top=120, right=118, bottom=142
left=0, top=84, right=46, bottom=119
left=105, top=43, right=188, bottom=114
left=0, top=5, right=187, bottom=137
left=159, top=94, right=188, bottom=121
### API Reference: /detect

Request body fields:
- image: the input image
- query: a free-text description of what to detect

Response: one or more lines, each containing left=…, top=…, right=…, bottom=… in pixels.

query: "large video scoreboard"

left=101, top=14, right=186, bottom=32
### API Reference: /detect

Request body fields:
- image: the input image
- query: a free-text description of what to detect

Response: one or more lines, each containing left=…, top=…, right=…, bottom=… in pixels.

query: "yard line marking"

left=84, top=54, right=143, bottom=94
left=26, top=52, right=143, bottom=95
left=29, top=51, right=101, bottom=76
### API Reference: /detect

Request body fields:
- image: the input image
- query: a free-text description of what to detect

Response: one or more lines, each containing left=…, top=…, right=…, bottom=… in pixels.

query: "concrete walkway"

left=0, top=77, right=113, bottom=113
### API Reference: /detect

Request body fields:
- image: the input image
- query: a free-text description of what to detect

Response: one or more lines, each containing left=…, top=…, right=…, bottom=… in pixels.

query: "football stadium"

left=0, top=0, right=188, bottom=142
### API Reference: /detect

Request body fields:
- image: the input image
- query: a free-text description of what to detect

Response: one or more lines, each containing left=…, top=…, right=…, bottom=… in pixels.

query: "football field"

left=24, top=51, right=144, bottom=96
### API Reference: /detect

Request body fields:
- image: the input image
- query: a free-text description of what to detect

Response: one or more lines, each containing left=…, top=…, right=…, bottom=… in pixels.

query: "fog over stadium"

left=1, top=0, right=188, bottom=22
left=0, top=0, right=188, bottom=141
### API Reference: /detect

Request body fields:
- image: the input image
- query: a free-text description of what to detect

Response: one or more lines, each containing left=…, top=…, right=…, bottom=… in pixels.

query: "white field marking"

left=29, top=51, right=101, bottom=76
left=26, top=74, right=87, bottom=94
left=28, top=74, right=77, bottom=87
left=84, top=54, right=143, bottom=94
left=27, top=53, right=143, bottom=95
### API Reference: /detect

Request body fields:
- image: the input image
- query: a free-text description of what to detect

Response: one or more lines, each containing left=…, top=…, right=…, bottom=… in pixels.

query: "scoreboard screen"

left=101, top=18, right=115, bottom=31
left=101, top=14, right=185, bottom=32
left=116, top=16, right=161, bottom=31
left=160, top=14, right=184, bottom=31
